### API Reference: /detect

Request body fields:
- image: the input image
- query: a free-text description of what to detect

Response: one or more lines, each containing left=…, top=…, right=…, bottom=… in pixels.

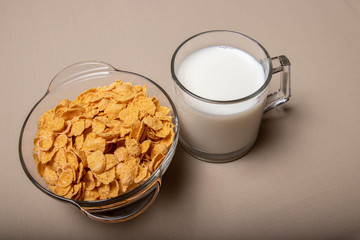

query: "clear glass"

left=171, top=30, right=291, bottom=163
left=19, top=61, right=179, bottom=222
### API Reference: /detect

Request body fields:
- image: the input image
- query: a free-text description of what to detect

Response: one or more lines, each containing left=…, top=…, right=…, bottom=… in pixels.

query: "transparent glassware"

left=171, top=30, right=291, bottom=163
left=19, top=61, right=179, bottom=222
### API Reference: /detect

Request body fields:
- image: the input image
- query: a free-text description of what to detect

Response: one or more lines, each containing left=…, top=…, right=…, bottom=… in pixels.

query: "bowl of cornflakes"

left=19, top=61, right=179, bottom=222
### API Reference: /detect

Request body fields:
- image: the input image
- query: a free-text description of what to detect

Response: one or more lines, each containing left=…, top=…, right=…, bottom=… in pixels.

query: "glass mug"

left=171, top=30, right=291, bottom=163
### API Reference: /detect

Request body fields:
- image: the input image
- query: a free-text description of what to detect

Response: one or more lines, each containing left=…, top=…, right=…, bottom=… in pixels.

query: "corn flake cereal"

left=33, top=80, right=174, bottom=201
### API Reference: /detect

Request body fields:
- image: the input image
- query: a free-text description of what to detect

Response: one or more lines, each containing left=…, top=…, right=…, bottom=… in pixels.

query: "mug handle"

left=78, top=178, right=161, bottom=223
left=264, top=55, right=291, bottom=112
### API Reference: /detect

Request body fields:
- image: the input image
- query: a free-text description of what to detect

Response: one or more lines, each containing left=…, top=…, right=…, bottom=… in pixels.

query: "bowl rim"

left=18, top=60, right=179, bottom=208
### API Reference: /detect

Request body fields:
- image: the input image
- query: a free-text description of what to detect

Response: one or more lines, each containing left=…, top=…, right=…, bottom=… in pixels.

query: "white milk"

left=175, top=46, right=267, bottom=154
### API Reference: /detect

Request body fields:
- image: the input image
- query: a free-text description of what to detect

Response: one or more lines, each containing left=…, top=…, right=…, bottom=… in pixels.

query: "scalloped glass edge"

left=18, top=60, right=179, bottom=210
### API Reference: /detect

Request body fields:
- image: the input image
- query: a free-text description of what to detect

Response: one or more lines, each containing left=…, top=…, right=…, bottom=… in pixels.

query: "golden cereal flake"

left=70, top=119, right=85, bottom=136
left=84, top=189, right=100, bottom=201
left=84, top=171, right=96, bottom=191
left=52, top=184, right=72, bottom=197
left=50, top=117, right=65, bottom=132
left=43, top=166, right=58, bottom=185
left=82, top=133, right=106, bottom=152
left=105, top=154, right=119, bottom=171
left=119, top=106, right=139, bottom=127
left=87, top=150, right=106, bottom=174
left=54, top=134, right=68, bottom=148
left=94, top=167, right=116, bottom=185
left=143, top=116, right=163, bottom=131
left=57, top=168, right=73, bottom=188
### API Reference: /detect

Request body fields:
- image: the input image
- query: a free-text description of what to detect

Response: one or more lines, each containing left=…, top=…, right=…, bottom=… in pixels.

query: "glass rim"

left=170, top=30, right=273, bottom=104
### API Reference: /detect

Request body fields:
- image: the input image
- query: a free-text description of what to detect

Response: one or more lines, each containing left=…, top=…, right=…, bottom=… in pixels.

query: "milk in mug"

left=175, top=46, right=267, bottom=154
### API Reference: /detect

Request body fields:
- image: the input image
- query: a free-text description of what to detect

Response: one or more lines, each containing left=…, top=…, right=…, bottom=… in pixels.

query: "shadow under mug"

left=171, top=30, right=291, bottom=163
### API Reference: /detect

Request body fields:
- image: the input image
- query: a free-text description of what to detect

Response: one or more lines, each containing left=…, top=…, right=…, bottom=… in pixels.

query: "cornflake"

left=33, top=80, right=174, bottom=201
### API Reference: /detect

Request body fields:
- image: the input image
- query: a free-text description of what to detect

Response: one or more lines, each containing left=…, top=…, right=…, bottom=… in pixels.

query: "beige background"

left=1, top=0, right=360, bottom=239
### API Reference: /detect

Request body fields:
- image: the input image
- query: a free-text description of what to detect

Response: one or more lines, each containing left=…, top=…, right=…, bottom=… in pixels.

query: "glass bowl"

left=18, top=61, right=179, bottom=222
